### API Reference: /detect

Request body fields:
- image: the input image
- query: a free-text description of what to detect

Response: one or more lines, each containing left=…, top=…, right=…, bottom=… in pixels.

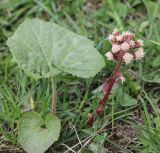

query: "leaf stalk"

left=51, top=78, right=57, bottom=115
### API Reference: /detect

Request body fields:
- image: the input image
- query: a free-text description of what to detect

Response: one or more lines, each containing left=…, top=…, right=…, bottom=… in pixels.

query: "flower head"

left=121, top=42, right=130, bottom=51
left=122, top=30, right=134, bottom=37
left=123, top=53, right=134, bottom=64
left=112, top=44, right=121, bottom=53
left=105, top=29, right=145, bottom=64
left=108, top=34, right=114, bottom=41
left=113, top=28, right=119, bottom=35
left=116, top=35, right=123, bottom=42
left=136, top=39, right=144, bottom=46
left=128, top=40, right=135, bottom=47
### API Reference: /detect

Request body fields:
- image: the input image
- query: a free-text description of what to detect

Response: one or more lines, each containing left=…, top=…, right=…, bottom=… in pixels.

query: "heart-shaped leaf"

left=18, top=112, right=61, bottom=153
left=7, top=19, right=105, bottom=79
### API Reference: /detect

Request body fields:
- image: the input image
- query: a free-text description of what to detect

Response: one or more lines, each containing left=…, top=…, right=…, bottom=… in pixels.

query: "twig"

left=62, top=143, right=76, bottom=153
left=69, top=123, right=82, bottom=146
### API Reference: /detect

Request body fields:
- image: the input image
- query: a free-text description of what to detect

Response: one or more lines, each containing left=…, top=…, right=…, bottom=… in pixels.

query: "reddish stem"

left=87, top=59, right=122, bottom=126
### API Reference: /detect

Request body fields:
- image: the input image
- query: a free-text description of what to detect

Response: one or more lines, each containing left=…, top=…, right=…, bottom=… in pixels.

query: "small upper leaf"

left=153, top=55, right=160, bottom=67
left=121, top=94, right=138, bottom=107
left=7, top=19, right=105, bottom=79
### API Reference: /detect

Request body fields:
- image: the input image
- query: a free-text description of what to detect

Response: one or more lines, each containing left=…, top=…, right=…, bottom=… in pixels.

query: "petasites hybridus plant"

left=7, top=19, right=105, bottom=153
left=87, top=28, right=145, bottom=126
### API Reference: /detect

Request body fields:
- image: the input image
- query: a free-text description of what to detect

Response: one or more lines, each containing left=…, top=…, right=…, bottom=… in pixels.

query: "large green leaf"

left=7, top=19, right=105, bottom=79
left=18, top=112, right=61, bottom=153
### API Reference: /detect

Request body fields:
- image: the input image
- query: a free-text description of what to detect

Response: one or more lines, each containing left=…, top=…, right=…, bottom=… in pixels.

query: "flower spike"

left=87, top=29, right=145, bottom=127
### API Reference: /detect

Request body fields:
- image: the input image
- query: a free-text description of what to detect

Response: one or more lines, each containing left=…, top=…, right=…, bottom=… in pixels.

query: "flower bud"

left=135, top=48, right=145, bottom=60
left=116, top=35, right=123, bottom=42
left=108, top=34, right=114, bottom=41
left=105, top=52, right=114, bottom=61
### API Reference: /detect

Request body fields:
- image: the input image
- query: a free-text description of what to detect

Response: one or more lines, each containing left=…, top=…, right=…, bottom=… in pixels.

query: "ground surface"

left=0, top=0, right=160, bottom=153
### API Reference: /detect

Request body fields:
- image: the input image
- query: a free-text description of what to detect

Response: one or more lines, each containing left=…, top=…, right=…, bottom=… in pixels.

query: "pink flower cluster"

left=105, top=29, right=145, bottom=64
